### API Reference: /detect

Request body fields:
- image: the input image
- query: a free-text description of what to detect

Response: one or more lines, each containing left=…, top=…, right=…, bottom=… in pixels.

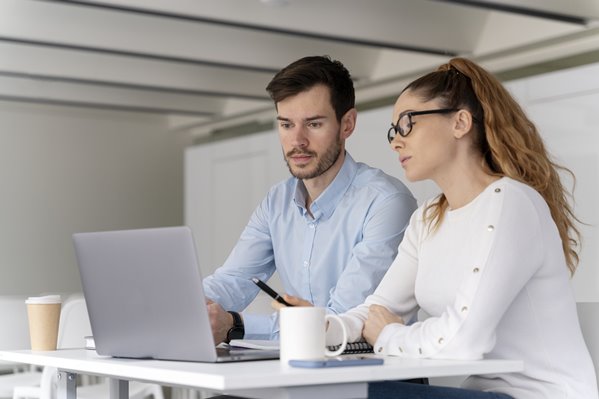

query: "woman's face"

left=389, top=90, right=460, bottom=183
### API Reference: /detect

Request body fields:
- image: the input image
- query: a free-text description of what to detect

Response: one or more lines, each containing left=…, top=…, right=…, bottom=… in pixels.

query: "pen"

left=251, top=277, right=293, bottom=306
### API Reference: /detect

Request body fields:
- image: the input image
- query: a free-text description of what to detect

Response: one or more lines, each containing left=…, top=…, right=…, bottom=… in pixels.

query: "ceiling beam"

left=40, top=0, right=459, bottom=56
left=0, top=70, right=270, bottom=100
left=0, top=73, right=226, bottom=115
left=433, top=0, right=588, bottom=25
left=0, top=95, right=214, bottom=116
left=0, top=36, right=280, bottom=75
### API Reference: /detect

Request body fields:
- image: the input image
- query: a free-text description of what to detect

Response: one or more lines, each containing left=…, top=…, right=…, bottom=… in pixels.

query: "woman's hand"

left=270, top=295, right=313, bottom=310
left=363, top=304, right=404, bottom=345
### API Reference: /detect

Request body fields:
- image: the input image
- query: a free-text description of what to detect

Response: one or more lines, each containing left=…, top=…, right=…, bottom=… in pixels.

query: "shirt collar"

left=292, top=152, right=358, bottom=220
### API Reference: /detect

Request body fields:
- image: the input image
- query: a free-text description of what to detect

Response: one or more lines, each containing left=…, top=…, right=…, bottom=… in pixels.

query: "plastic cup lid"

left=25, top=295, right=62, bottom=305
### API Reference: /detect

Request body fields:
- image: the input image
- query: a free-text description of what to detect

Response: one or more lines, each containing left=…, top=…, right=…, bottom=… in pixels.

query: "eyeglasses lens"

left=388, top=115, right=409, bottom=142
left=398, top=114, right=411, bottom=137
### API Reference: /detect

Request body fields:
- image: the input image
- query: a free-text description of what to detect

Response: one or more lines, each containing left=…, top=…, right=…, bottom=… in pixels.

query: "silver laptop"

left=72, top=226, right=279, bottom=363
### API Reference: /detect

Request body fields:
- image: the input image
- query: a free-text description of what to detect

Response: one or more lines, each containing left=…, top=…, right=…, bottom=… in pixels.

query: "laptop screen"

left=73, top=226, right=278, bottom=363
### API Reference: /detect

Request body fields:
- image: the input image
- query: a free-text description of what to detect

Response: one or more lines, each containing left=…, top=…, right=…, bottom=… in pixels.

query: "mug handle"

left=324, top=314, right=348, bottom=357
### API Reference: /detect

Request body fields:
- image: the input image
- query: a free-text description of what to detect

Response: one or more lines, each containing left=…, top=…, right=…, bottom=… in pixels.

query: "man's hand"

left=270, top=295, right=313, bottom=310
left=362, top=304, right=404, bottom=345
left=206, top=299, right=234, bottom=344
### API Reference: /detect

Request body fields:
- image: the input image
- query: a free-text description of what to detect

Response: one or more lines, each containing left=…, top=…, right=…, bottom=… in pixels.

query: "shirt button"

left=438, top=337, right=444, bottom=345
left=398, top=346, right=403, bottom=353
left=487, top=225, right=495, bottom=231
left=461, top=306, right=468, bottom=312
left=494, top=188, right=501, bottom=193
left=418, top=347, right=423, bottom=355
left=303, top=261, right=309, bottom=267
left=309, top=223, right=315, bottom=229
left=377, top=347, right=383, bottom=353
left=473, top=267, right=480, bottom=273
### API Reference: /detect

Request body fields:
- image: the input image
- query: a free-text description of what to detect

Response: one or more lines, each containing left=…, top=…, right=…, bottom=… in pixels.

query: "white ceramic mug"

left=279, top=307, right=348, bottom=365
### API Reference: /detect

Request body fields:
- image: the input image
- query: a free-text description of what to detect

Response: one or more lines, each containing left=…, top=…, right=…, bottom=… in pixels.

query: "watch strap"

left=226, top=311, right=244, bottom=342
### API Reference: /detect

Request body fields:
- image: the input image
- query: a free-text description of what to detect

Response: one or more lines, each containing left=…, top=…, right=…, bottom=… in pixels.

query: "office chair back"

left=0, top=295, right=31, bottom=352
left=577, top=302, right=599, bottom=385
left=57, top=294, right=92, bottom=349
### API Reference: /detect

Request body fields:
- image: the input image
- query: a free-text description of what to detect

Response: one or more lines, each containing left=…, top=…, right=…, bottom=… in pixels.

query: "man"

left=203, top=55, right=417, bottom=344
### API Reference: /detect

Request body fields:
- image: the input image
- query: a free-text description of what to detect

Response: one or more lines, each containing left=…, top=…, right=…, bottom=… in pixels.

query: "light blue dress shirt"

left=203, top=153, right=417, bottom=339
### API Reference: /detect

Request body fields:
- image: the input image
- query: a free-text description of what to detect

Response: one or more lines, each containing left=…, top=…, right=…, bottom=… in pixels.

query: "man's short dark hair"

left=265, top=55, right=355, bottom=121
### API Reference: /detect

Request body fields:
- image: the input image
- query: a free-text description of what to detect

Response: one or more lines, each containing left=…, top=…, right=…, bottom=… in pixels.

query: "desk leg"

left=57, top=371, right=77, bottom=399
left=109, top=378, right=129, bottom=399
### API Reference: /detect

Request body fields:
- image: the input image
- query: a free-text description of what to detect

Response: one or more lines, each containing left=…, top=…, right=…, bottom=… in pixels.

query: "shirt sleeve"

left=325, top=192, right=417, bottom=317
left=373, top=186, right=546, bottom=359
left=202, top=195, right=278, bottom=337
left=241, top=312, right=279, bottom=340
left=331, top=207, right=423, bottom=344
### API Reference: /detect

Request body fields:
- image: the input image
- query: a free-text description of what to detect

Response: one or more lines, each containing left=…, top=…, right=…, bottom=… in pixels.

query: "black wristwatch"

left=226, top=311, right=244, bottom=342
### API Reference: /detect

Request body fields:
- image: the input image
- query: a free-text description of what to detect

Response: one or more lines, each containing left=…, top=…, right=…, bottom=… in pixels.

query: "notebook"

left=328, top=341, right=374, bottom=354
left=72, top=226, right=279, bottom=363
left=230, top=339, right=374, bottom=354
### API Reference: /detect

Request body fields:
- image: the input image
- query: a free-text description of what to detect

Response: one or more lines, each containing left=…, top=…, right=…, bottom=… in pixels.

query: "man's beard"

left=284, top=134, right=342, bottom=180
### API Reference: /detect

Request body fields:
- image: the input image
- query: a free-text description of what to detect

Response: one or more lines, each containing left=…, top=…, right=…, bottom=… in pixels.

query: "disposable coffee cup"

left=25, top=295, right=62, bottom=351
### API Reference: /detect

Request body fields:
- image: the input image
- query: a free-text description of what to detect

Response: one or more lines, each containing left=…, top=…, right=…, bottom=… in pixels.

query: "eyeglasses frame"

left=387, top=108, right=460, bottom=143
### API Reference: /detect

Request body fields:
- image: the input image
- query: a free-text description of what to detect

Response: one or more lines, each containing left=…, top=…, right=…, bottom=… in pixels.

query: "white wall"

left=507, top=64, right=599, bottom=302
left=0, top=100, right=191, bottom=295
left=185, top=131, right=286, bottom=277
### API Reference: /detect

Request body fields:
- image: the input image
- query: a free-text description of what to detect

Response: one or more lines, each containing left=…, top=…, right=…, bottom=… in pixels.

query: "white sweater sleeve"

left=382, top=185, right=546, bottom=359
left=341, top=184, right=549, bottom=360
left=332, top=208, right=422, bottom=344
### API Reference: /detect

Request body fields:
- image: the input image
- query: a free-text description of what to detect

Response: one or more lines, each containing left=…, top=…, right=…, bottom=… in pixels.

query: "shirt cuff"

left=241, top=312, right=278, bottom=340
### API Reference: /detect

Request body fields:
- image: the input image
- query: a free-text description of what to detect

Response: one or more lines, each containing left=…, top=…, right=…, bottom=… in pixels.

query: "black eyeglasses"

left=387, top=108, right=459, bottom=143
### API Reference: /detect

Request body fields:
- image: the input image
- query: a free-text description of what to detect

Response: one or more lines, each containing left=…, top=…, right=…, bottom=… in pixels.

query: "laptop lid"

left=72, top=226, right=278, bottom=363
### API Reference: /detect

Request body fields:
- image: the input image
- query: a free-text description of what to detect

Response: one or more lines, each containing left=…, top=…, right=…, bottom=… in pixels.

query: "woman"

left=326, top=58, right=598, bottom=398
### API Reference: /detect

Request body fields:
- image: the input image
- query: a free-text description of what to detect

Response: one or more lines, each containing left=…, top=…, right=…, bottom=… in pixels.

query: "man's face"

left=276, top=85, right=344, bottom=180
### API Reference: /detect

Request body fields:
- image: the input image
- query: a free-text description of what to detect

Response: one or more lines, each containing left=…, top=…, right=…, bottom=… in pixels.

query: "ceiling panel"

left=1, top=0, right=598, bottom=138
left=61, top=0, right=485, bottom=52
left=0, top=74, right=226, bottom=115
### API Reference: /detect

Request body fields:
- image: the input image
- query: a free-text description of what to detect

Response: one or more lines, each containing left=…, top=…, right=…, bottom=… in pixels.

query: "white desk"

left=0, top=349, right=523, bottom=399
